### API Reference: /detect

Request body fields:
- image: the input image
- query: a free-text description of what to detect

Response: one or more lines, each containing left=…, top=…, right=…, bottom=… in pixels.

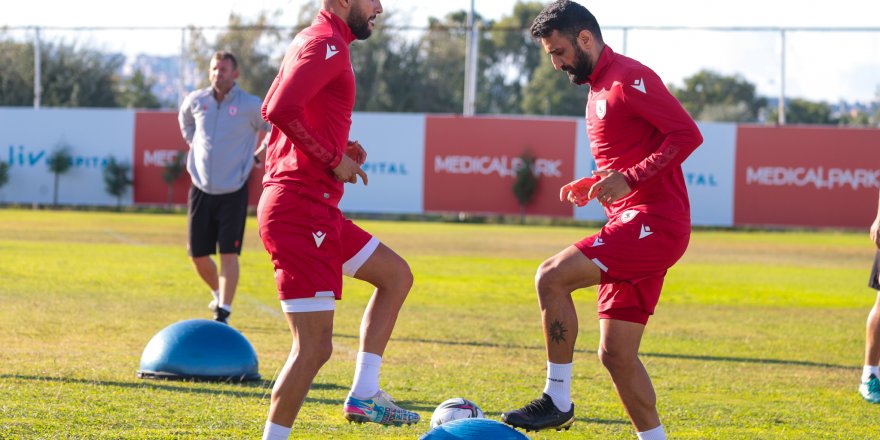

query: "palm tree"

left=46, top=146, right=73, bottom=207
left=512, top=150, right=537, bottom=223
left=103, top=156, right=132, bottom=210
left=162, top=151, right=186, bottom=208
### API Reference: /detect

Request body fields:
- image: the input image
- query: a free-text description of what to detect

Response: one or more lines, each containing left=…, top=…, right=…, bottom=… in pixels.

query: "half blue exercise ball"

left=420, top=418, right=529, bottom=440
left=137, top=319, right=260, bottom=381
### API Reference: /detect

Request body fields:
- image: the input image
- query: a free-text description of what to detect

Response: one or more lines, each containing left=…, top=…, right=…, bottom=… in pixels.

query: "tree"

left=187, top=12, right=283, bottom=100
left=479, top=1, right=546, bottom=114
left=0, top=36, right=124, bottom=108
left=103, top=156, right=132, bottom=210
left=116, top=69, right=161, bottom=109
left=42, top=43, right=123, bottom=108
left=512, top=150, right=538, bottom=222
left=0, top=38, right=34, bottom=105
left=670, top=70, right=765, bottom=122
left=521, top=56, right=588, bottom=116
left=409, top=13, right=471, bottom=113
left=837, top=109, right=871, bottom=127
left=162, top=151, right=186, bottom=208
left=46, top=146, right=72, bottom=207
left=350, top=12, right=426, bottom=112
left=0, top=161, right=9, bottom=192
left=767, top=98, right=835, bottom=125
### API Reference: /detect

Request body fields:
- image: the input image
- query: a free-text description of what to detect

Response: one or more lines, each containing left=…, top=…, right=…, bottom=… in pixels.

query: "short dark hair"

left=212, top=51, right=238, bottom=70
left=530, top=0, right=603, bottom=43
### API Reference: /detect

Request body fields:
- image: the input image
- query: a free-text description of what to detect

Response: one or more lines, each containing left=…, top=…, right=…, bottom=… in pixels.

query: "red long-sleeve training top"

left=584, top=45, right=703, bottom=225
left=261, top=10, right=356, bottom=207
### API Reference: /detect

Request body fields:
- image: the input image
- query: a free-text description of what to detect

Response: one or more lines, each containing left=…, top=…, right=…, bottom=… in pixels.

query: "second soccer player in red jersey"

left=502, top=2, right=703, bottom=439
left=257, top=1, right=420, bottom=438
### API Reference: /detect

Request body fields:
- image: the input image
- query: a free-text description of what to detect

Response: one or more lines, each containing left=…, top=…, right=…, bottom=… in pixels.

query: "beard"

left=562, top=45, right=594, bottom=85
left=347, top=3, right=374, bottom=40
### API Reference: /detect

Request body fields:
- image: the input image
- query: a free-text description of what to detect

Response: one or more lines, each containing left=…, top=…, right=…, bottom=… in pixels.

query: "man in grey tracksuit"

left=178, top=50, right=270, bottom=324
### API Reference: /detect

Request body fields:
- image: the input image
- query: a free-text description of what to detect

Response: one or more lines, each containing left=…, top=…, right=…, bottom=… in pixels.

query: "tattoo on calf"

left=548, top=319, right=567, bottom=344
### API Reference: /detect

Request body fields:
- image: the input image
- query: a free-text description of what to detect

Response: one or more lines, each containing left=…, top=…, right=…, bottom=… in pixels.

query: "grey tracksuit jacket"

left=178, top=83, right=269, bottom=195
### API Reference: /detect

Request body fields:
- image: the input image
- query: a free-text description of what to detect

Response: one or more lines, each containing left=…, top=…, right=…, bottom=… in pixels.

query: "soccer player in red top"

left=502, top=2, right=703, bottom=439
left=257, top=1, right=419, bottom=438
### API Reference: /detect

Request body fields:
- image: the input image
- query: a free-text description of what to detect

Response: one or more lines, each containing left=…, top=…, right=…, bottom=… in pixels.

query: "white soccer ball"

left=430, top=397, right=484, bottom=428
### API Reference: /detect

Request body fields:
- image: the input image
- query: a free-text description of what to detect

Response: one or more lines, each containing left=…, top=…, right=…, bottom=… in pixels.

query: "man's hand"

left=588, top=169, right=632, bottom=206
left=871, top=216, right=880, bottom=249
left=560, top=176, right=601, bottom=207
left=346, top=140, right=367, bottom=165
left=253, top=147, right=267, bottom=169
left=332, top=154, right=368, bottom=186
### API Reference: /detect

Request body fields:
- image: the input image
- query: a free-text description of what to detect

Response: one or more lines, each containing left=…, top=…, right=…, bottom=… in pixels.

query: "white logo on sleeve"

left=325, top=44, right=339, bottom=60
left=591, top=237, right=605, bottom=247
left=312, top=231, right=326, bottom=247
left=595, top=99, right=607, bottom=119
left=631, top=78, right=647, bottom=94
left=639, top=224, right=654, bottom=239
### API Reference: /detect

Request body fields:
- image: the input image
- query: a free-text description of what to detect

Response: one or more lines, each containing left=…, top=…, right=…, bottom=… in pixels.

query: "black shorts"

left=870, top=250, right=880, bottom=290
left=188, top=184, right=248, bottom=257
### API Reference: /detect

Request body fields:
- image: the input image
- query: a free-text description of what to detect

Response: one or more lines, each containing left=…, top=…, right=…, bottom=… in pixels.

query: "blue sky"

left=5, top=0, right=880, bottom=103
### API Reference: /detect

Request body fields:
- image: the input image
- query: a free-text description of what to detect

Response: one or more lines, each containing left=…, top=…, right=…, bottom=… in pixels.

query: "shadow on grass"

left=0, top=374, right=443, bottom=413
left=0, top=374, right=346, bottom=401
left=333, top=333, right=853, bottom=371
left=578, top=417, right=629, bottom=426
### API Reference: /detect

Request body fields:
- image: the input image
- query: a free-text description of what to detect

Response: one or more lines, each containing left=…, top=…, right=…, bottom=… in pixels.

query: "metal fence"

left=4, top=23, right=880, bottom=123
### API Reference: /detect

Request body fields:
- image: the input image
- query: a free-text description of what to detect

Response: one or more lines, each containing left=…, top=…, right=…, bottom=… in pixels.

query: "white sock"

left=862, top=365, right=880, bottom=382
left=220, top=303, right=232, bottom=312
left=211, top=289, right=220, bottom=304
left=262, top=422, right=291, bottom=440
left=350, top=352, right=382, bottom=399
left=542, top=361, right=572, bottom=412
left=637, top=424, right=666, bottom=440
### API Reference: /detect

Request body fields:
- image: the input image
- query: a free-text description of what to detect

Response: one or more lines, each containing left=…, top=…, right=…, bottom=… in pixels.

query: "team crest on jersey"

left=228, top=105, right=238, bottom=116
left=620, top=209, right=638, bottom=223
left=595, top=100, right=607, bottom=119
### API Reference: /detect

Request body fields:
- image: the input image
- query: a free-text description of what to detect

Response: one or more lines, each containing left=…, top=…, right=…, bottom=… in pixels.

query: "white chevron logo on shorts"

left=312, top=231, right=326, bottom=247
left=639, top=224, right=653, bottom=239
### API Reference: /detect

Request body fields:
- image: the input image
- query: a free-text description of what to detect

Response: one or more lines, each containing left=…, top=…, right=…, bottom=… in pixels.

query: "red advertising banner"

left=133, top=111, right=264, bottom=206
left=734, top=125, right=880, bottom=229
left=424, top=116, right=576, bottom=217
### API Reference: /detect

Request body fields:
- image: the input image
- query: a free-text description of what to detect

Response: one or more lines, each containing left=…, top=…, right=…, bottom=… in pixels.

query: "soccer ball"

left=430, top=397, right=484, bottom=428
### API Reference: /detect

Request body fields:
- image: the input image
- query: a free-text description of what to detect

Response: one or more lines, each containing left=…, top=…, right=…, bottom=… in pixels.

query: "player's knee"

left=597, top=345, right=634, bottom=372
left=381, top=258, right=413, bottom=294
left=535, top=261, right=563, bottom=297
left=397, top=260, right=414, bottom=292
left=293, top=341, right=333, bottom=370
left=368, top=254, right=413, bottom=296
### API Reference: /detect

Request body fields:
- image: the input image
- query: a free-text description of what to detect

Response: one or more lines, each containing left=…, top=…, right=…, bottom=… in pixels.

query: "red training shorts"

left=575, top=208, right=690, bottom=325
left=257, top=184, right=373, bottom=301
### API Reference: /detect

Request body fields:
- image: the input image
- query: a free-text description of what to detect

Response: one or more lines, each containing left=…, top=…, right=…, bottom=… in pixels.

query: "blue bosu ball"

left=137, top=319, right=260, bottom=382
left=420, top=418, right=529, bottom=440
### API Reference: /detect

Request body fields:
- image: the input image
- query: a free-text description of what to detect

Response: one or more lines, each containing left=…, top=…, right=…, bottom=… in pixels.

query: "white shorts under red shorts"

left=575, top=208, right=690, bottom=325
left=257, top=184, right=376, bottom=301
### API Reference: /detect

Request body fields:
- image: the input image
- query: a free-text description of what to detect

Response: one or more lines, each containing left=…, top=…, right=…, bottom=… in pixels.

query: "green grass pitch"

left=0, top=208, right=877, bottom=439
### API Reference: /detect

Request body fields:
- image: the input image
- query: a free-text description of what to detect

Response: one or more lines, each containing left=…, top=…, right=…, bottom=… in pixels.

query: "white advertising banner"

left=339, top=113, right=425, bottom=214
left=574, top=118, right=609, bottom=222
left=0, top=108, right=135, bottom=206
left=573, top=119, right=736, bottom=226
left=685, top=122, right=736, bottom=226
